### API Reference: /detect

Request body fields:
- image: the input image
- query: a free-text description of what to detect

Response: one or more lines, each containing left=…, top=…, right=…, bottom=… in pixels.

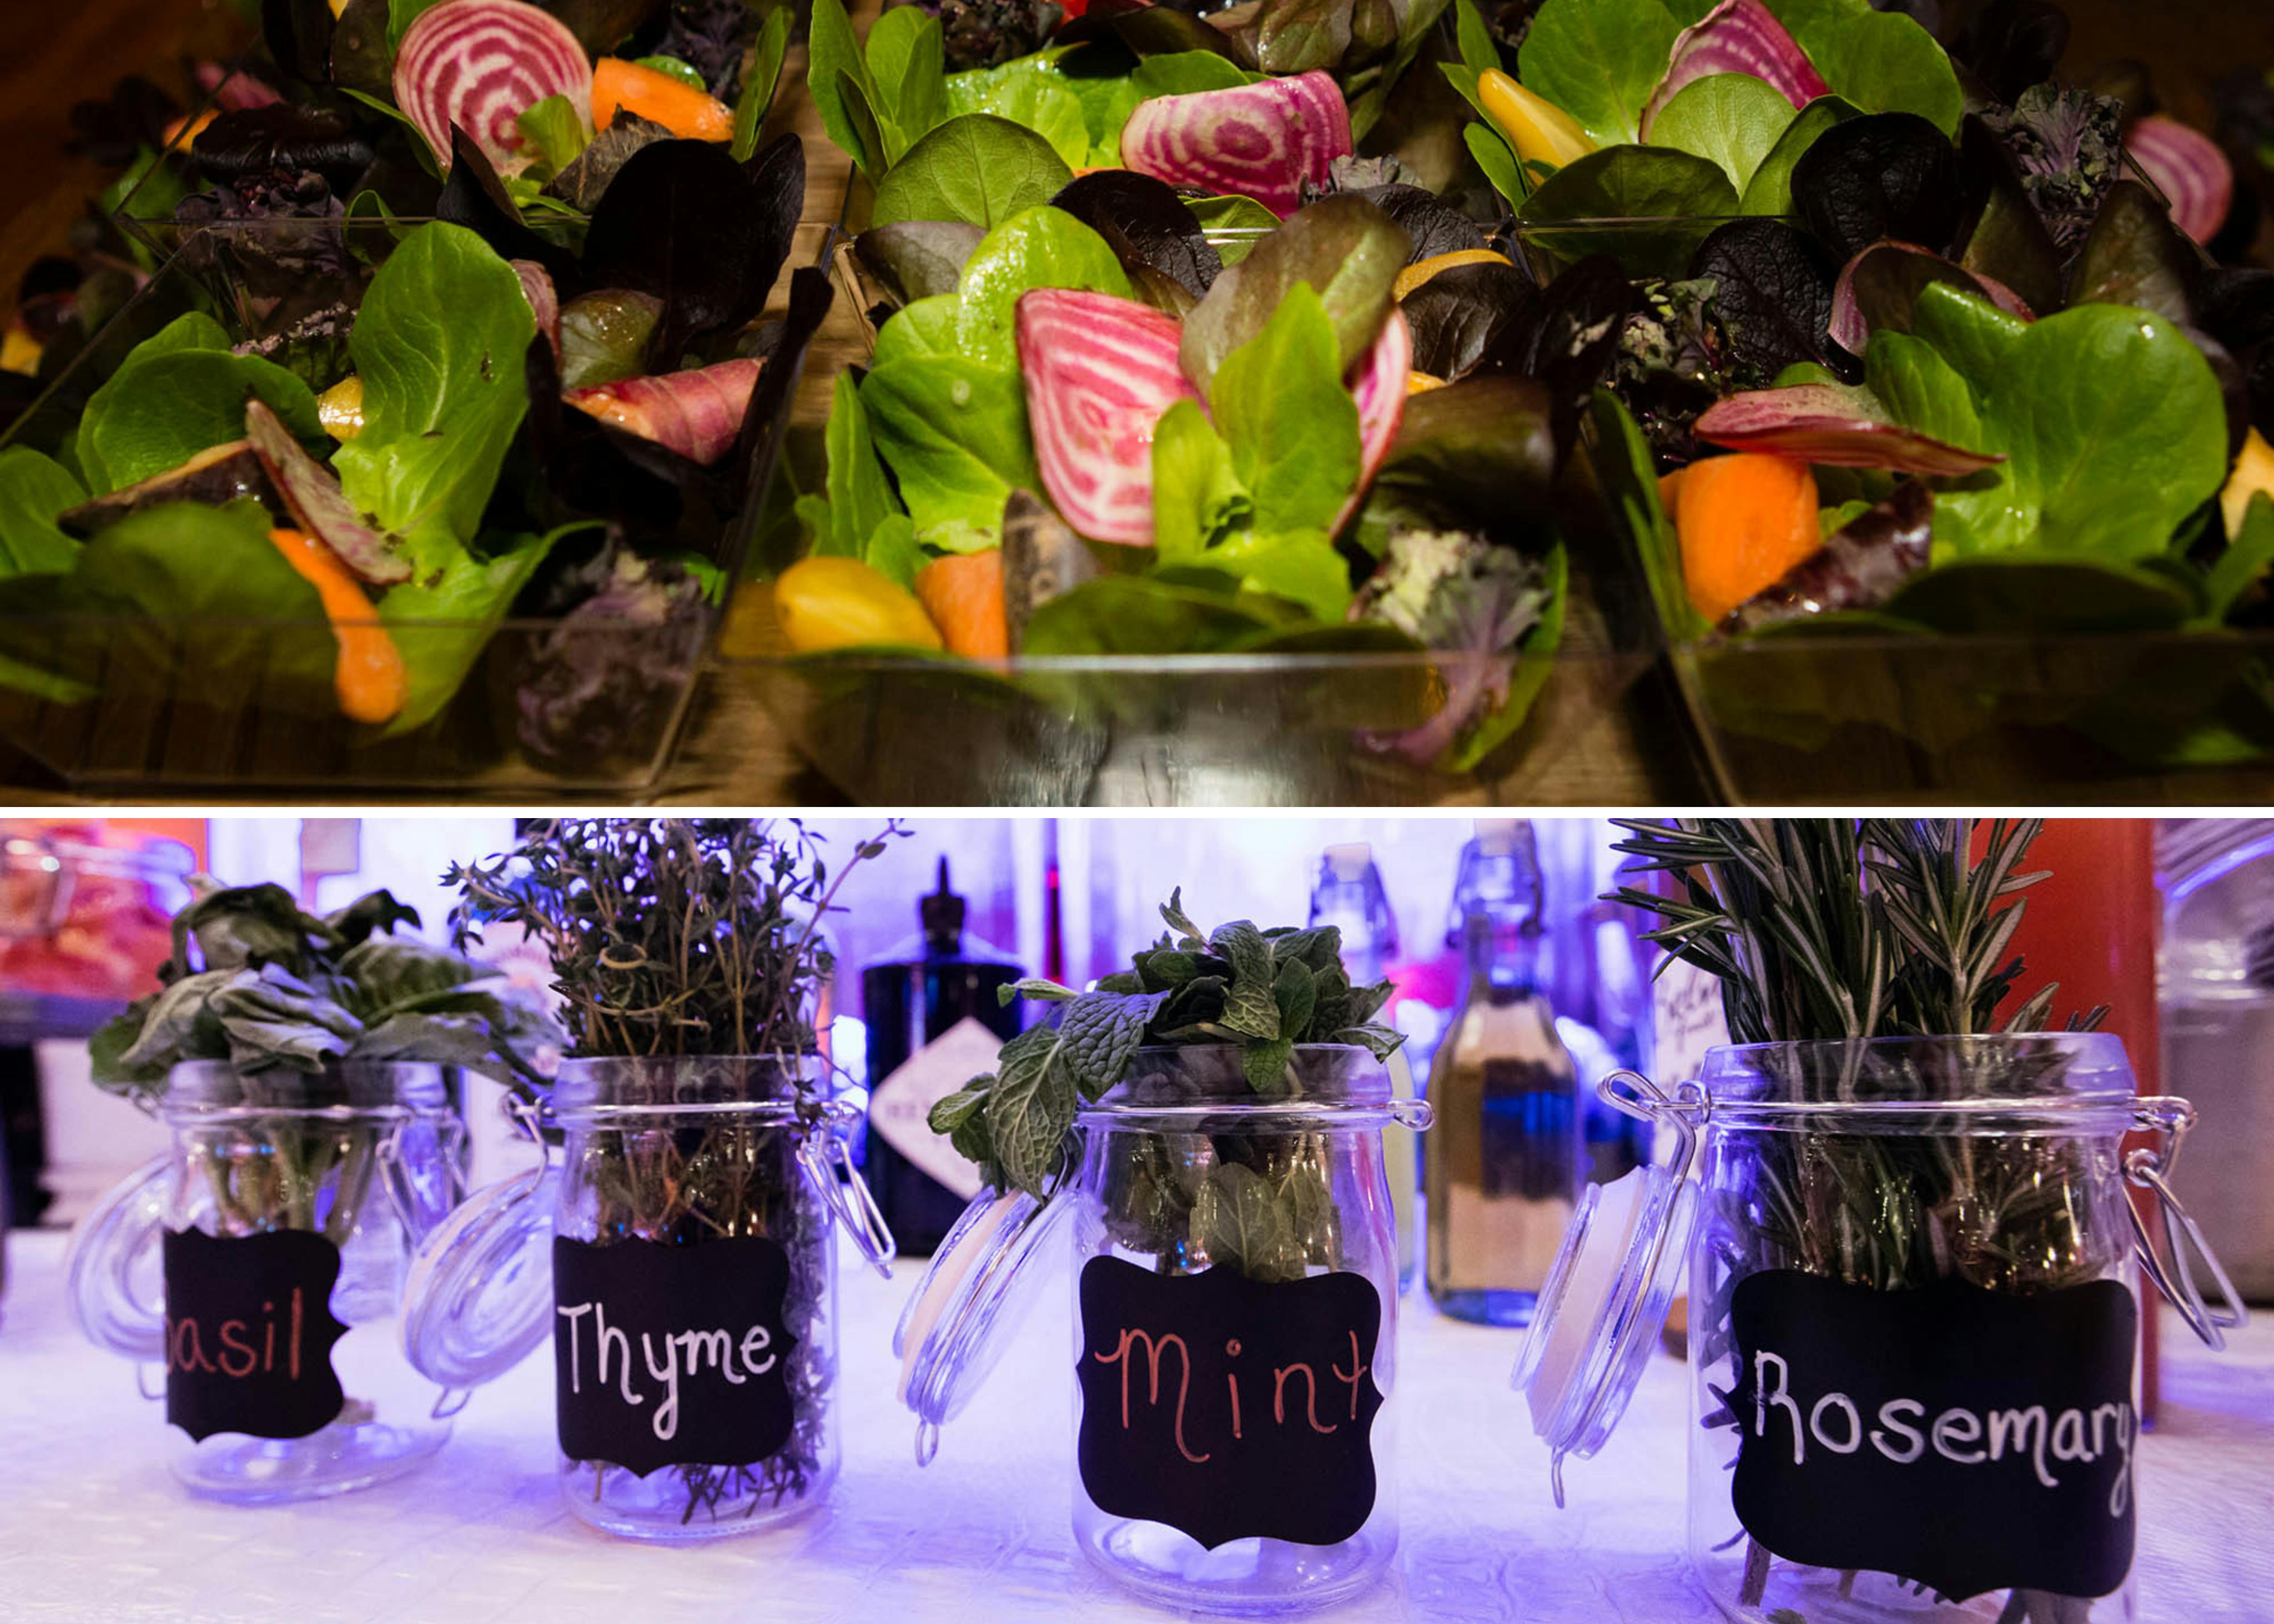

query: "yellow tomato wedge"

left=1406, top=370, right=1448, bottom=394
left=2225, top=428, right=2274, bottom=539
left=774, top=557, right=944, bottom=653
left=318, top=376, right=366, bottom=441
left=1478, top=70, right=1596, bottom=170
left=1394, top=249, right=1513, bottom=301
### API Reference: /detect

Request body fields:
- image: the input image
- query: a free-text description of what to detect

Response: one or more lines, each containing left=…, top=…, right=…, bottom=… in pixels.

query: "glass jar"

left=66, top=1061, right=465, bottom=1501
left=399, top=1055, right=894, bottom=1542
left=1516, top=1034, right=2249, bottom=1624
left=898, top=1045, right=1432, bottom=1616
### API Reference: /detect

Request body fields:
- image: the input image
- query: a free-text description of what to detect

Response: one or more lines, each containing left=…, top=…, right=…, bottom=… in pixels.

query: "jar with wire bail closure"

left=400, top=1053, right=894, bottom=1540
left=68, top=1061, right=466, bottom=1501
left=1514, top=1034, right=2248, bottom=1624
left=893, top=891, right=1432, bottom=1615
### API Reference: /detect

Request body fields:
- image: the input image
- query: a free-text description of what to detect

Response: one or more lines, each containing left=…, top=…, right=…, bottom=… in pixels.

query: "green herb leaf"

left=1180, top=194, right=1408, bottom=397
left=1769, top=0, right=1962, bottom=135
left=516, top=94, right=591, bottom=175
left=1737, top=95, right=1855, bottom=215
left=1516, top=0, right=1684, bottom=147
left=75, top=344, right=321, bottom=497
left=633, top=54, right=709, bottom=89
left=333, top=223, right=535, bottom=577
left=865, top=2, right=948, bottom=163
left=0, top=448, right=87, bottom=576
left=944, top=58, right=1091, bottom=169
left=1208, top=283, right=1361, bottom=536
left=862, top=357, right=1039, bottom=547
left=872, top=114, right=1074, bottom=231
left=732, top=6, right=793, bottom=162
left=1647, top=72, right=1800, bottom=194
left=1150, top=397, right=1250, bottom=559
left=809, top=0, right=888, bottom=174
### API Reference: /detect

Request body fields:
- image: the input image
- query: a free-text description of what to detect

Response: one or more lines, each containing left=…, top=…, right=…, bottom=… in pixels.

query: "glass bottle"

left=1309, top=842, right=1418, bottom=1290
left=861, top=858, right=1024, bottom=1255
left=1424, top=820, right=1581, bottom=1327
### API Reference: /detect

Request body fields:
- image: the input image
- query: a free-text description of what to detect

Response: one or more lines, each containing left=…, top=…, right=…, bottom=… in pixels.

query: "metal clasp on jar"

left=2126, top=1096, right=2250, bottom=1350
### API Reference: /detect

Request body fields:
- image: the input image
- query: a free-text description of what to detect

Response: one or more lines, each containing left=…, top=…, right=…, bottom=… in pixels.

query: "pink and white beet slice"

left=394, top=0, right=593, bottom=174
left=1120, top=72, right=1352, bottom=218
left=1018, top=289, right=1199, bottom=546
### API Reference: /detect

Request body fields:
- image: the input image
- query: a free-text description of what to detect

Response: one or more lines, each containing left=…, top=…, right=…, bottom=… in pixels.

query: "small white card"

left=868, top=1016, right=1006, bottom=1201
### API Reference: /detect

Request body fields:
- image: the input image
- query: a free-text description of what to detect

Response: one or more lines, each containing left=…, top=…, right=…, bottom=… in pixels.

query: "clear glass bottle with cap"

left=1308, top=842, right=1418, bottom=1292
left=862, top=857, right=1024, bottom=1256
left=895, top=1043, right=1432, bottom=1615
left=1425, top=819, right=1581, bottom=1326
left=398, top=1054, right=895, bottom=1541
left=1515, top=1033, right=2249, bottom=1624
left=67, top=1061, right=464, bottom=1501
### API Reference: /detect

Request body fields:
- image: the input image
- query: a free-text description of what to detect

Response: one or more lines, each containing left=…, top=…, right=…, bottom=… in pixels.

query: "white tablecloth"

left=1, top=1228, right=2267, bottom=1624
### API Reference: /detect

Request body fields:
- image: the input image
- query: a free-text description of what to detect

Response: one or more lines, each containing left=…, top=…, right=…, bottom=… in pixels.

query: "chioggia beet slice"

left=565, top=357, right=764, bottom=466
left=1332, top=307, right=1411, bottom=531
left=1694, top=385, right=2007, bottom=477
left=1120, top=73, right=1351, bottom=218
left=1641, top=0, right=1828, bottom=138
left=1018, top=288, right=1198, bottom=545
left=395, top=0, right=593, bottom=174
left=2126, top=115, right=2234, bottom=245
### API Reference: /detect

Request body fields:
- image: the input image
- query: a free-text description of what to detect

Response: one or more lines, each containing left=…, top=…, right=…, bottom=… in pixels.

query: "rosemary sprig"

left=1607, top=821, right=2122, bottom=1620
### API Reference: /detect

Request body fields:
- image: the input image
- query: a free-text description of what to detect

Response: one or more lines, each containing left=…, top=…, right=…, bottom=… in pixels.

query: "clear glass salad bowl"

left=0, top=221, right=824, bottom=798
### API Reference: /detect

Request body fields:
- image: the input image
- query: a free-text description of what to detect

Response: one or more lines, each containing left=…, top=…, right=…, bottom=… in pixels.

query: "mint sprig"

left=929, top=888, right=1403, bottom=1198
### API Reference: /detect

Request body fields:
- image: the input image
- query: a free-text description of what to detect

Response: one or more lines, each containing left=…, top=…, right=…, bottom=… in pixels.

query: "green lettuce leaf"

left=331, top=222, right=536, bottom=579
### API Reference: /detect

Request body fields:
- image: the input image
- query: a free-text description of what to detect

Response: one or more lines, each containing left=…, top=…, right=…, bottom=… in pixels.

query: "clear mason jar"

left=899, top=1044, right=1432, bottom=1616
left=399, top=1055, right=894, bottom=1542
left=1516, top=1033, right=2250, bottom=1624
left=67, top=1061, right=465, bottom=1501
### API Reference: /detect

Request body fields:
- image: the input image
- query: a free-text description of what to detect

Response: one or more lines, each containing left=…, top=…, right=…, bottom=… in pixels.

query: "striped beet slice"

left=395, top=0, right=593, bottom=174
left=1641, top=0, right=1827, bottom=139
left=1120, top=73, right=1352, bottom=218
left=565, top=357, right=764, bottom=466
left=1333, top=308, right=1411, bottom=531
left=1018, top=288, right=1198, bottom=546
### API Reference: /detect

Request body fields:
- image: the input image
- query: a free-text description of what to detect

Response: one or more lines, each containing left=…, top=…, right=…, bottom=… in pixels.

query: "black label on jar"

left=163, top=1227, right=349, bottom=1443
left=552, top=1235, right=799, bottom=1477
left=1075, top=1255, right=1386, bottom=1550
left=1728, top=1271, right=2139, bottom=1602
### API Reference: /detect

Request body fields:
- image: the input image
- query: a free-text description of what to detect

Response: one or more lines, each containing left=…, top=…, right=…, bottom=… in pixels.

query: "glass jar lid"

left=400, top=1162, right=559, bottom=1391
left=1511, top=1069, right=1701, bottom=1505
left=895, top=1184, right=1071, bottom=1460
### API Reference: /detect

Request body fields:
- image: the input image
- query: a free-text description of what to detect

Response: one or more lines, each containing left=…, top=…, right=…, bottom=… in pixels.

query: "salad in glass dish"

left=114, top=0, right=794, bottom=257
left=808, top=0, right=1460, bottom=211
left=736, top=146, right=1673, bottom=804
left=1522, top=0, right=2274, bottom=799
left=0, top=123, right=828, bottom=795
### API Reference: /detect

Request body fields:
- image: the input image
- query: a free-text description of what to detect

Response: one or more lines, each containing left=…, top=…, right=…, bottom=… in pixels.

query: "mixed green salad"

left=0, top=112, right=825, bottom=777
left=809, top=0, right=1455, bottom=213
left=776, top=159, right=1625, bottom=770
left=116, top=0, right=792, bottom=244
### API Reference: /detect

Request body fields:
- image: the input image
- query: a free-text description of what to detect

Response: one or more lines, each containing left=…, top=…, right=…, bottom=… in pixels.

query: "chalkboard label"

left=1728, top=1271, right=2138, bottom=1602
left=552, top=1235, right=799, bottom=1477
left=163, top=1227, right=349, bottom=1443
left=1076, top=1255, right=1386, bottom=1550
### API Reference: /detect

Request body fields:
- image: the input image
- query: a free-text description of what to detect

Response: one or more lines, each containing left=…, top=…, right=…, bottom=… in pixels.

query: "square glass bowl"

left=0, top=218, right=825, bottom=798
left=720, top=210, right=1674, bottom=808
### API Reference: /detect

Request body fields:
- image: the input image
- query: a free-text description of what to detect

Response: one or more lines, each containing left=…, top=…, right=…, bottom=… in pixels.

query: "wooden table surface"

left=0, top=0, right=2258, bottom=807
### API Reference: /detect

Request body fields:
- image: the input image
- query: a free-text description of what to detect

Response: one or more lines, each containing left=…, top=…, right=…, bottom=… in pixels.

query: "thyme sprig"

left=450, top=819, right=907, bottom=1525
